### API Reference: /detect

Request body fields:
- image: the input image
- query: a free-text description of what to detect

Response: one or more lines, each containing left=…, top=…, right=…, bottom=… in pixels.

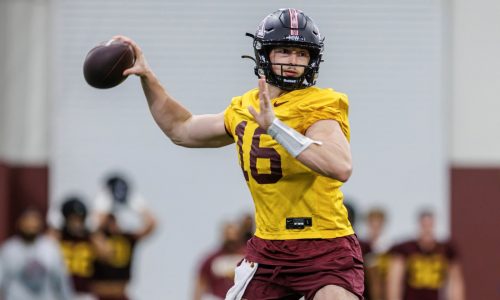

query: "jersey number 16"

left=235, top=121, right=283, bottom=184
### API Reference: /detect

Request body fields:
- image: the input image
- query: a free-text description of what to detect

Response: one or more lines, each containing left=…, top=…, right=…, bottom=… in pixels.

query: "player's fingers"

left=112, top=35, right=132, bottom=44
left=123, top=66, right=142, bottom=76
left=258, top=77, right=264, bottom=90
left=258, top=76, right=266, bottom=92
left=122, top=69, right=133, bottom=76
left=112, top=35, right=143, bottom=56
left=258, top=76, right=272, bottom=110
left=263, top=79, right=270, bottom=98
left=258, top=78, right=268, bottom=105
left=248, top=105, right=259, bottom=119
left=258, top=80, right=265, bottom=104
left=261, top=91, right=271, bottom=111
left=263, top=91, right=271, bottom=109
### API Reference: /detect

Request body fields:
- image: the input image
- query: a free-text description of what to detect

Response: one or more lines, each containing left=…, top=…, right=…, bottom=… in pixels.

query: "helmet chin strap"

left=270, top=63, right=312, bottom=91
left=241, top=55, right=306, bottom=90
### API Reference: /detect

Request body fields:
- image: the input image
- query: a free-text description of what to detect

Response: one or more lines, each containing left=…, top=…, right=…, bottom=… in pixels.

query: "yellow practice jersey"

left=224, top=86, right=354, bottom=240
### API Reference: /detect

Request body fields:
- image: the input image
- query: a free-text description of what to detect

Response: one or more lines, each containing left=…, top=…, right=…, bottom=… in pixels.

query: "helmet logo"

left=256, top=15, right=270, bottom=38
left=289, top=8, right=299, bottom=36
left=285, top=35, right=303, bottom=42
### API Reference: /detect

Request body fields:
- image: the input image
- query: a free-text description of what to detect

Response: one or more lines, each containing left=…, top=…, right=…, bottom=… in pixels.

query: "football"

left=83, top=39, right=135, bottom=89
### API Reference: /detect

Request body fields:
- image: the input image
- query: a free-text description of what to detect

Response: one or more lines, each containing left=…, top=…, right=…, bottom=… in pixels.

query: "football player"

left=359, top=208, right=391, bottom=300
left=114, top=8, right=363, bottom=300
left=58, top=197, right=97, bottom=300
left=193, top=222, right=246, bottom=300
left=0, top=207, right=73, bottom=300
left=91, top=211, right=155, bottom=300
left=386, top=210, right=465, bottom=300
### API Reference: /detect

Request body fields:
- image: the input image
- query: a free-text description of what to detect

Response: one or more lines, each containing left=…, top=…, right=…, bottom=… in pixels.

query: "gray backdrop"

left=51, top=0, right=447, bottom=298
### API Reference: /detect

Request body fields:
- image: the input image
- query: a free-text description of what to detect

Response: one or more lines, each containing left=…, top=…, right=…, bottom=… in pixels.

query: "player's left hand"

left=248, top=76, right=276, bottom=131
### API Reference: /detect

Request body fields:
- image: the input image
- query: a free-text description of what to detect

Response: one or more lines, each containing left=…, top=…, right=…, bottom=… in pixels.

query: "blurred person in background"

left=386, top=209, right=465, bottom=300
left=343, top=201, right=371, bottom=254
left=0, top=207, right=73, bottom=300
left=50, top=196, right=108, bottom=300
left=344, top=201, right=373, bottom=300
left=360, top=208, right=390, bottom=300
left=93, top=173, right=149, bottom=233
left=363, top=209, right=390, bottom=258
left=192, top=221, right=246, bottom=300
left=238, top=213, right=255, bottom=242
left=91, top=211, right=156, bottom=300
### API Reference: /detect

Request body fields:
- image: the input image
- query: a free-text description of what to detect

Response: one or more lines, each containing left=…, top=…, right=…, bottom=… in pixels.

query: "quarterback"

left=115, top=8, right=364, bottom=300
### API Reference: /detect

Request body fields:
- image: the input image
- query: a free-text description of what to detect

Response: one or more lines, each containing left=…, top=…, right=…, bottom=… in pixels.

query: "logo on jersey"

left=273, top=100, right=288, bottom=107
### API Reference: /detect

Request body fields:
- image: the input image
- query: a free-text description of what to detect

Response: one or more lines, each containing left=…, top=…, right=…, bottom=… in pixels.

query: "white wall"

left=51, top=1, right=448, bottom=299
left=0, top=0, right=51, bottom=164
left=451, top=0, right=500, bottom=165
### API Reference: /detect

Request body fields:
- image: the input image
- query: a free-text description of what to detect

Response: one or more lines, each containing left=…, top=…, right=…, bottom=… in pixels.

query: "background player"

left=192, top=221, right=245, bottom=300
left=114, top=8, right=362, bottom=299
left=344, top=201, right=374, bottom=300
left=386, top=210, right=465, bottom=300
left=0, top=207, right=73, bottom=300
left=93, top=173, right=149, bottom=232
left=51, top=196, right=107, bottom=300
left=90, top=172, right=156, bottom=300
left=238, top=213, right=255, bottom=243
left=361, top=208, right=391, bottom=300
left=91, top=211, right=155, bottom=300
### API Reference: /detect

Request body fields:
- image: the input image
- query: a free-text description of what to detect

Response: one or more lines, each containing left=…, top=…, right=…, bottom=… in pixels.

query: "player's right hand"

left=112, top=35, right=152, bottom=78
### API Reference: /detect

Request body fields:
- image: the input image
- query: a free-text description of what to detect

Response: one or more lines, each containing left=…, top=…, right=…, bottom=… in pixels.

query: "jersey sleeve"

left=223, top=96, right=241, bottom=138
left=297, top=90, right=350, bottom=140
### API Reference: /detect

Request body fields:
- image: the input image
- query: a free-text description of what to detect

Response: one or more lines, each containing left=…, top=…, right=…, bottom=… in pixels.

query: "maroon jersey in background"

left=60, top=228, right=95, bottom=293
left=198, top=247, right=245, bottom=298
left=389, top=240, right=458, bottom=300
left=358, top=239, right=373, bottom=300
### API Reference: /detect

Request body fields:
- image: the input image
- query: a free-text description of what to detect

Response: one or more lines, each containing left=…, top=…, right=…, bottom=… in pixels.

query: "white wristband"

left=267, top=118, right=322, bottom=157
